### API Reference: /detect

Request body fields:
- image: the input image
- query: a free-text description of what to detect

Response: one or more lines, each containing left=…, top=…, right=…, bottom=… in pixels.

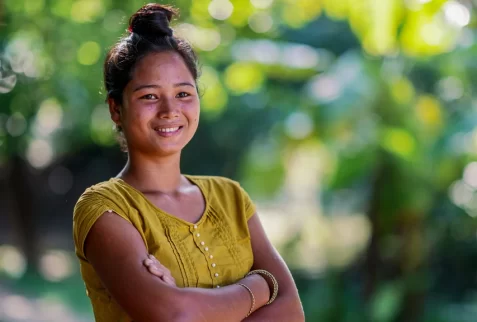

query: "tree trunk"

left=364, top=160, right=385, bottom=300
left=395, top=211, right=426, bottom=322
left=8, top=155, right=39, bottom=275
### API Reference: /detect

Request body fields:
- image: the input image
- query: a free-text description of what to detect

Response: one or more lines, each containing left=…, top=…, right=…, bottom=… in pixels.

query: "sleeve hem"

left=245, top=203, right=256, bottom=221
left=75, top=201, right=131, bottom=261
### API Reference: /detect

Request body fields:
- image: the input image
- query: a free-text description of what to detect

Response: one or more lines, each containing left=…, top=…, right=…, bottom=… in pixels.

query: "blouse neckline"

left=111, top=175, right=210, bottom=227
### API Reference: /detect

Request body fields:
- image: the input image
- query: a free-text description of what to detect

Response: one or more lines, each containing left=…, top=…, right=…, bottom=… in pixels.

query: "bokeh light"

left=39, top=250, right=74, bottom=282
left=34, top=98, right=63, bottom=137
left=285, top=112, right=314, bottom=140
left=248, top=12, right=273, bottom=33
left=250, top=0, right=274, bottom=10
left=308, top=75, right=342, bottom=103
left=443, top=1, right=471, bottom=28
left=48, top=166, right=74, bottom=195
left=1, top=295, right=34, bottom=320
left=26, top=139, right=54, bottom=169
left=90, top=104, right=115, bottom=146
left=208, top=0, right=234, bottom=20
left=200, top=66, right=228, bottom=114
left=225, top=62, right=265, bottom=94
left=175, top=24, right=222, bottom=51
left=0, top=245, right=26, bottom=279
left=0, top=73, right=17, bottom=94
left=6, top=112, right=27, bottom=137
left=77, top=41, right=101, bottom=66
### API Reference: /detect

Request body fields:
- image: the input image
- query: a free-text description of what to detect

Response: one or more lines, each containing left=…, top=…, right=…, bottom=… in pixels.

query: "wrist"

left=240, top=273, right=270, bottom=309
left=246, top=269, right=278, bottom=305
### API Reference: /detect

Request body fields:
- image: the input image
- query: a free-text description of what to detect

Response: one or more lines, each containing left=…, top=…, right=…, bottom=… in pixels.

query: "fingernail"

left=149, top=254, right=155, bottom=260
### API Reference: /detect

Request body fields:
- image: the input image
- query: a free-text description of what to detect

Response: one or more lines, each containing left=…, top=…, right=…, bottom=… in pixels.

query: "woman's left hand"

left=143, top=254, right=176, bottom=287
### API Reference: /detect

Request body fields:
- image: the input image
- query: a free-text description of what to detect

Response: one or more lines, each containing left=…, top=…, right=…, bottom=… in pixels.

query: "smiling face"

left=109, top=51, right=200, bottom=157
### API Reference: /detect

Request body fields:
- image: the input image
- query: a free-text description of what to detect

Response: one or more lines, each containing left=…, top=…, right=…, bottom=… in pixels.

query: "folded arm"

left=84, top=211, right=270, bottom=322
left=244, top=213, right=305, bottom=322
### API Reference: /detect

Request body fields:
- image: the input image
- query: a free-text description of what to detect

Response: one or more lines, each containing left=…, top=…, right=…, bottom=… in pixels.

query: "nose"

left=158, top=97, right=179, bottom=119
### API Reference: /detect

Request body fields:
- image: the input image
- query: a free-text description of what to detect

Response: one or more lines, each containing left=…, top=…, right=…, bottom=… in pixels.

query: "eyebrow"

left=133, top=82, right=195, bottom=92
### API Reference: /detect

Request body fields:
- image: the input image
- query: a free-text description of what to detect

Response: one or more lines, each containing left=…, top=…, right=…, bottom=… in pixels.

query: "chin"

left=154, top=145, right=184, bottom=157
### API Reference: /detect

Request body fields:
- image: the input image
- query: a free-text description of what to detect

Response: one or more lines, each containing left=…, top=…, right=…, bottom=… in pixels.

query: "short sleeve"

left=73, top=188, right=131, bottom=260
left=238, top=184, right=256, bottom=220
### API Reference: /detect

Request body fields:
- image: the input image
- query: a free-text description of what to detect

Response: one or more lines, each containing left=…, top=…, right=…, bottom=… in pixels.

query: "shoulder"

left=76, top=179, right=122, bottom=201
left=73, top=178, right=132, bottom=230
left=74, top=178, right=134, bottom=223
left=74, top=178, right=130, bottom=210
left=187, top=175, right=238, bottom=185
left=186, top=175, right=244, bottom=195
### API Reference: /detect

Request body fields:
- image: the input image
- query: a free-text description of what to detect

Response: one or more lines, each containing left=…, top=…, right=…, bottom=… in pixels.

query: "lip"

left=154, top=125, right=183, bottom=137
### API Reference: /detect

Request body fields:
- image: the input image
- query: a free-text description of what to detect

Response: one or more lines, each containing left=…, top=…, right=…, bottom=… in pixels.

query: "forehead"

left=130, top=51, right=194, bottom=84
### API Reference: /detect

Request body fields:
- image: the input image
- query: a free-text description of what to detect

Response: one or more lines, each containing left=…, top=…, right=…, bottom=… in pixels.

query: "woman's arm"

left=244, top=213, right=305, bottom=322
left=84, top=211, right=270, bottom=322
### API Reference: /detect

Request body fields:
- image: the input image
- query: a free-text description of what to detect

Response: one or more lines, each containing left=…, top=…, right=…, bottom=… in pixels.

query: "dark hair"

left=103, top=3, right=199, bottom=105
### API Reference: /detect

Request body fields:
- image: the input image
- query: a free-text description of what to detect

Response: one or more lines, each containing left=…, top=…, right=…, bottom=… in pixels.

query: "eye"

left=141, top=94, right=158, bottom=100
left=176, top=92, right=191, bottom=98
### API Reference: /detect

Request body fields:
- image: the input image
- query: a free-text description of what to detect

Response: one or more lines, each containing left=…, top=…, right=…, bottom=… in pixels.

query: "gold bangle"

left=246, top=269, right=278, bottom=305
left=237, top=283, right=255, bottom=317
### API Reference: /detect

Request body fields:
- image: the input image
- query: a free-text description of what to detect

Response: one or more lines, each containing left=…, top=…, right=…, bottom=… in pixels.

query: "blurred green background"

left=2, top=0, right=477, bottom=321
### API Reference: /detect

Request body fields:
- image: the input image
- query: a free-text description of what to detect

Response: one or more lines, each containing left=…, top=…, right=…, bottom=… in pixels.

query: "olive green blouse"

left=73, top=175, right=256, bottom=322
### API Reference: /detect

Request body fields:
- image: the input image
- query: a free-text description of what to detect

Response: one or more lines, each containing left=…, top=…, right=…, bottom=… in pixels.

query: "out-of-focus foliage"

left=3, top=0, right=477, bottom=321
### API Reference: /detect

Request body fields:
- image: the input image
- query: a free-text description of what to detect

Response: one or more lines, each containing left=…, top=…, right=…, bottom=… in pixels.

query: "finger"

left=148, top=255, right=164, bottom=268
left=154, top=262, right=169, bottom=273
left=163, top=270, right=174, bottom=280
left=163, top=276, right=176, bottom=286
left=148, top=265, right=165, bottom=277
left=145, top=255, right=173, bottom=281
left=144, top=259, right=164, bottom=274
left=148, top=254, right=160, bottom=263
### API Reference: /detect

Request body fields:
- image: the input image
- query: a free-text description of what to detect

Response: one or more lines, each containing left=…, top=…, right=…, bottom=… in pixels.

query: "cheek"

left=128, top=105, right=156, bottom=122
left=192, top=111, right=200, bottom=124
left=181, top=102, right=200, bottom=122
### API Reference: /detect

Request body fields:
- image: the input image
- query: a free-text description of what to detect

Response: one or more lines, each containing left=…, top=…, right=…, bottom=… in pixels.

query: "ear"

left=108, top=98, right=122, bottom=125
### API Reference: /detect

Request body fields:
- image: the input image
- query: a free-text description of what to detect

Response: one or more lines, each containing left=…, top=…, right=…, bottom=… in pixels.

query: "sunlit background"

left=2, top=0, right=477, bottom=321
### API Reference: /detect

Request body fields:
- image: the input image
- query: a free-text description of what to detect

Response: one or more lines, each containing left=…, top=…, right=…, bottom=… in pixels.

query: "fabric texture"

left=73, top=175, right=256, bottom=322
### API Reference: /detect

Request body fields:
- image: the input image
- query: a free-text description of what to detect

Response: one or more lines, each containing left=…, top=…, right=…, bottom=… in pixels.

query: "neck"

left=118, top=152, right=183, bottom=193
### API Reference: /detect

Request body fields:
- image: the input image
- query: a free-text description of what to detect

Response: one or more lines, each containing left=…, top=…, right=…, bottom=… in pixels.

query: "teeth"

left=156, top=127, right=179, bottom=133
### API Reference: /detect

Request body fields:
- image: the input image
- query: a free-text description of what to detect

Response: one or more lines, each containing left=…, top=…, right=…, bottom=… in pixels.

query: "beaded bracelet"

left=237, top=283, right=255, bottom=317
left=246, top=269, right=278, bottom=305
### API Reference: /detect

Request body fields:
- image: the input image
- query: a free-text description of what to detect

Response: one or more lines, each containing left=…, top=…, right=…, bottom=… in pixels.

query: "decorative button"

left=216, top=285, right=220, bottom=288
left=200, top=241, right=205, bottom=246
left=212, top=263, right=216, bottom=267
left=209, top=255, right=213, bottom=259
left=214, top=273, right=219, bottom=277
left=196, top=233, right=200, bottom=237
left=205, top=247, right=209, bottom=251
left=194, top=225, right=198, bottom=229
left=107, top=210, right=112, bottom=213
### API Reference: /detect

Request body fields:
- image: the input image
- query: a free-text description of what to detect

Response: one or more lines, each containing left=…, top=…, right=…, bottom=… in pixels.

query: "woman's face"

left=110, top=51, right=199, bottom=157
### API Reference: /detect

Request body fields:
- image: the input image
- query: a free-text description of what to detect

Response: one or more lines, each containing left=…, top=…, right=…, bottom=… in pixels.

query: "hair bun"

left=128, top=4, right=178, bottom=37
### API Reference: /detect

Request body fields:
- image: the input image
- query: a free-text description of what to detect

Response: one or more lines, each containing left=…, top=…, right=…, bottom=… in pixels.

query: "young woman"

left=73, top=4, right=304, bottom=321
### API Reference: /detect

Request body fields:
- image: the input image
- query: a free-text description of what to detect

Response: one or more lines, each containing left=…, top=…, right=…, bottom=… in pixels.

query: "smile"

left=157, top=127, right=179, bottom=133
left=154, top=126, right=183, bottom=137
